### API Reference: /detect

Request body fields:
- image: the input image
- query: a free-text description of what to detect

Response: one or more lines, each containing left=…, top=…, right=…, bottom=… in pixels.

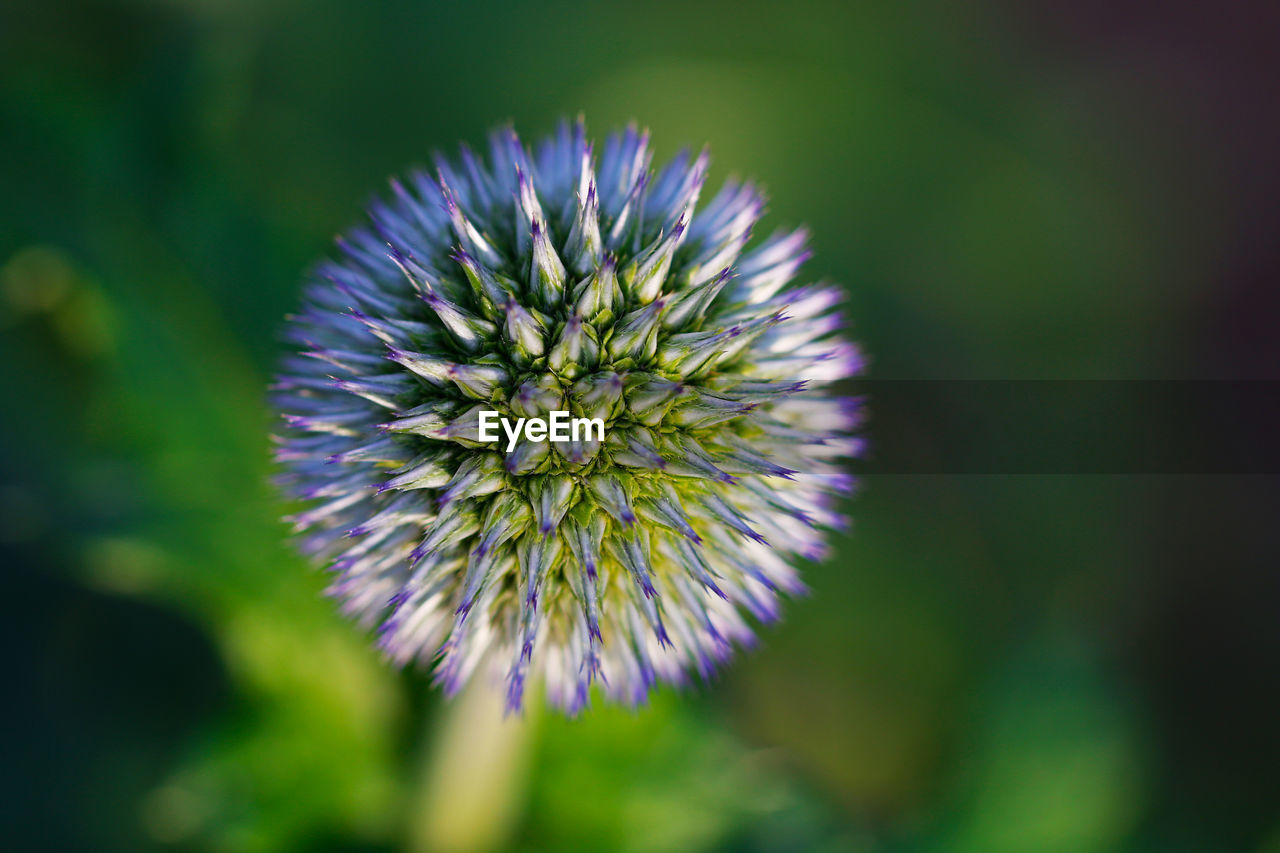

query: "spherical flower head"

left=273, top=120, right=864, bottom=714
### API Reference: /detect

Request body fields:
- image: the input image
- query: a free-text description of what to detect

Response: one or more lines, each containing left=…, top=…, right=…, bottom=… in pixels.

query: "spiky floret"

left=273, top=120, right=864, bottom=714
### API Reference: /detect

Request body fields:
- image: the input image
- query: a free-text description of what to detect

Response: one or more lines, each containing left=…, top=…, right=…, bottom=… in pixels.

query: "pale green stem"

left=408, top=681, right=538, bottom=853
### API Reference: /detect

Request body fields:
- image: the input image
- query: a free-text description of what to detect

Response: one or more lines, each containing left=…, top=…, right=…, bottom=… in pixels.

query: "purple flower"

left=273, top=120, right=862, bottom=714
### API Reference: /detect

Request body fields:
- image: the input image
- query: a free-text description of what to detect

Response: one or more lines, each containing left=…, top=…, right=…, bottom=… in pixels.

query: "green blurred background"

left=3, top=1, right=1278, bottom=851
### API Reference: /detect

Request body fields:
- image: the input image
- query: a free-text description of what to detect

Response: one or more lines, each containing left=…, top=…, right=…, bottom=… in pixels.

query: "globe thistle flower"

left=273, top=120, right=863, bottom=714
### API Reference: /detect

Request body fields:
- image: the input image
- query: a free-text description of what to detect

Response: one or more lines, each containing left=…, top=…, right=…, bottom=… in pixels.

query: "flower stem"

left=408, top=681, right=538, bottom=853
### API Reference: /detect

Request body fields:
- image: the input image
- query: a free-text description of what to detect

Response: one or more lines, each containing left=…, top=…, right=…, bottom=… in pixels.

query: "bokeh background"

left=3, top=1, right=1278, bottom=851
